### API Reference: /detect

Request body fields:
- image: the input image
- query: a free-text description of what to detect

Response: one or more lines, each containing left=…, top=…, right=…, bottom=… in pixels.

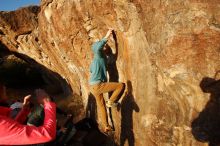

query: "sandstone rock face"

left=1, top=0, right=220, bottom=146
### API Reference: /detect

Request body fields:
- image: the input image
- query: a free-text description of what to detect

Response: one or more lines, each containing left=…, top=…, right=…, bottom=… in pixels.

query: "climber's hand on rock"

left=108, top=28, right=114, bottom=32
left=105, top=28, right=114, bottom=39
left=35, top=89, right=51, bottom=104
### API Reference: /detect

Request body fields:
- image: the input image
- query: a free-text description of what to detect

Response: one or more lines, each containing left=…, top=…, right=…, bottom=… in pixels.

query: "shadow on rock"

left=105, top=31, right=121, bottom=130
left=105, top=31, right=119, bottom=83
left=85, top=94, right=116, bottom=146
left=120, top=80, right=139, bottom=146
left=86, top=93, right=97, bottom=123
left=0, top=42, right=72, bottom=95
left=0, top=42, right=87, bottom=122
left=192, top=76, right=220, bottom=146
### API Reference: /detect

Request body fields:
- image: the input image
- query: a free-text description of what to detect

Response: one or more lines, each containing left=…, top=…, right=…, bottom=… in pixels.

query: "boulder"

left=0, top=0, right=220, bottom=145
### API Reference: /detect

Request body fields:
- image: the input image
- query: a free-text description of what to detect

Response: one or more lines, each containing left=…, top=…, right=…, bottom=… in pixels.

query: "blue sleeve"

left=99, top=38, right=108, bottom=49
left=92, top=38, right=107, bottom=52
left=90, top=64, right=92, bottom=73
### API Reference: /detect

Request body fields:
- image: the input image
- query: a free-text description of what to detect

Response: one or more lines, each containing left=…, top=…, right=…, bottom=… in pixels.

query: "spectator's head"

left=35, top=89, right=51, bottom=105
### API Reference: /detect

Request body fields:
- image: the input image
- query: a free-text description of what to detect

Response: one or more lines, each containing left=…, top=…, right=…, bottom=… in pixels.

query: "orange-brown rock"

left=0, top=0, right=220, bottom=146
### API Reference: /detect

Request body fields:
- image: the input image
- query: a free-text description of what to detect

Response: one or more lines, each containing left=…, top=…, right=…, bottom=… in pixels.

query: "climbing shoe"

left=104, top=125, right=114, bottom=134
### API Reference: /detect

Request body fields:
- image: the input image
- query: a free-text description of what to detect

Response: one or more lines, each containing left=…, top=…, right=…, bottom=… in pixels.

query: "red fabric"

left=0, top=106, right=12, bottom=117
left=0, top=106, right=30, bottom=124
left=0, top=102, right=56, bottom=145
left=15, top=108, right=31, bottom=124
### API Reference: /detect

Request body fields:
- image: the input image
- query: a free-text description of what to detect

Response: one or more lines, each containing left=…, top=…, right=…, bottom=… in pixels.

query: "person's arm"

left=0, top=101, right=56, bottom=145
left=15, top=107, right=31, bottom=124
left=93, top=29, right=113, bottom=52
left=0, top=106, right=12, bottom=117
left=14, top=95, right=31, bottom=124
left=104, top=28, right=113, bottom=40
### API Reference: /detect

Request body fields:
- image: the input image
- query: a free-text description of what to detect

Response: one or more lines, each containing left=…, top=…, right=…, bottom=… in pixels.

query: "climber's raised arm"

left=92, top=28, right=113, bottom=52
left=104, top=28, right=114, bottom=40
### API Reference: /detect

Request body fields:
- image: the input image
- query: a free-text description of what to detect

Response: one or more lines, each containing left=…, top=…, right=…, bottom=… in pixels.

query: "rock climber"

left=89, top=28, right=125, bottom=133
left=0, top=85, right=57, bottom=145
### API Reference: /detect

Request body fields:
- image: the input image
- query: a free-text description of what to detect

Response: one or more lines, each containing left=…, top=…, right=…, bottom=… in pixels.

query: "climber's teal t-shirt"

left=89, top=38, right=107, bottom=85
